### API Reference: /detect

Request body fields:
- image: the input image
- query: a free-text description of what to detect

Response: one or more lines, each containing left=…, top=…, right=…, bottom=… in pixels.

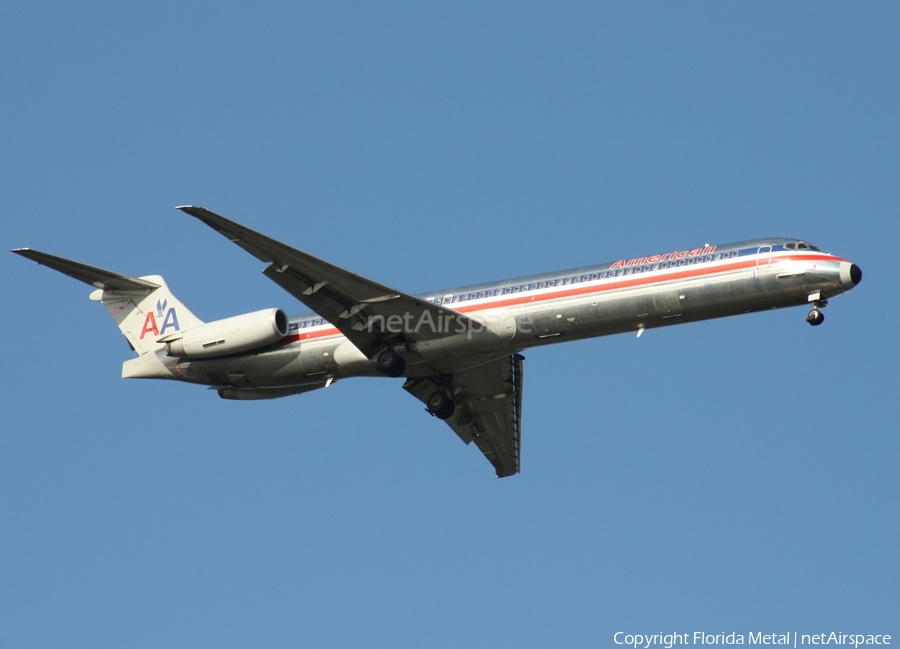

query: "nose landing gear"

left=806, top=308, right=825, bottom=326
left=806, top=294, right=828, bottom=326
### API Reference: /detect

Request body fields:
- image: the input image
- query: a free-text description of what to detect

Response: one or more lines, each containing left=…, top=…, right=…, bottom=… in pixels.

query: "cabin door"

left=754, top=245, right=772, bottom=289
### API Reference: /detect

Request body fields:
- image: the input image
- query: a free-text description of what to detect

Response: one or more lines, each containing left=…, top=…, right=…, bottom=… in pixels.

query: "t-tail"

left=11, top=249, right=203, bottom=375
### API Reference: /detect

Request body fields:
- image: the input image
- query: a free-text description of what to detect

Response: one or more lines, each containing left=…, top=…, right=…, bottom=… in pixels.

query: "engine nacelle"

left=161, top=308, right=288, bottom=359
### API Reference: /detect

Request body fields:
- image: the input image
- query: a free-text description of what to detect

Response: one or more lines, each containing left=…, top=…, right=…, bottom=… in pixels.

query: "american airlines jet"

left=13, top=206, right=862, bottom=477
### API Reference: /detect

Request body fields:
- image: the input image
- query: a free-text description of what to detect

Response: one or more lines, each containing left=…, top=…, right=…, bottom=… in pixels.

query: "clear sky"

left=2, top=2, right=896, bottom=647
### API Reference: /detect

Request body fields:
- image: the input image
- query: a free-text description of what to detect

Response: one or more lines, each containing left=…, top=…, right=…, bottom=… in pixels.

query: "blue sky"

left=2, top=3, right=896, bottom=647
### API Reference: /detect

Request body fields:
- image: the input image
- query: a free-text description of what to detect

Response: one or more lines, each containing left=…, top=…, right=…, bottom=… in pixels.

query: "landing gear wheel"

left=374, top=348, right=406, bottom=377
left=806, top=309, right=825, bottom=326
left=426, top=392, right=456, bottom=420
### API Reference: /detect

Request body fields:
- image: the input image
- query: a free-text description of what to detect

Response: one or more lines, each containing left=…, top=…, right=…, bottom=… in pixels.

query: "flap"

left=404, top=353, right=524, bottom=477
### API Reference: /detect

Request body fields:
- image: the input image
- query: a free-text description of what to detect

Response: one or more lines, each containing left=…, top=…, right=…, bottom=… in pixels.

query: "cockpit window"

left=786, top=241, right=821, bottom=252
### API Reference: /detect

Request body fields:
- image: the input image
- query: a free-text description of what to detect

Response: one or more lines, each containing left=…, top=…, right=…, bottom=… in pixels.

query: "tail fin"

left=12, top=248, right=203, bottom=356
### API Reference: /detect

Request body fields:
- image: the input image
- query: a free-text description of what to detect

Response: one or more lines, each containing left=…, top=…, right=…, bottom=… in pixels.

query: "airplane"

left=12, top=206, right=863, bottom=477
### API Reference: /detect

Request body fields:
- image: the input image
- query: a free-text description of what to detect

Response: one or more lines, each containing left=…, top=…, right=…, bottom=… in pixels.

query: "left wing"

left=180, top=206, right=526, bottom=477
left=178, top=206, right=482, bottom=364
left=404, top=353, right=524, bottom=477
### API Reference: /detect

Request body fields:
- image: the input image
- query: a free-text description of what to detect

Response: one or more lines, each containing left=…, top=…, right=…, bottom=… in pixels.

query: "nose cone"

left=840, top=262, right=863, bottom=290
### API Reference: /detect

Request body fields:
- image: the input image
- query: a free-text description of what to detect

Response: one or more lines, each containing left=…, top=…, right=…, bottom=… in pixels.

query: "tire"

left=807, top=310, right=824, bottom=326
left=375, top=348, right=406, bottom=377
left=426, top=392, right=456, bottom=420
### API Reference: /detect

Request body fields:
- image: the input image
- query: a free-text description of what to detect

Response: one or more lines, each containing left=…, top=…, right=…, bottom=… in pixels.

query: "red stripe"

left=283, top=253, right=846, bottom=344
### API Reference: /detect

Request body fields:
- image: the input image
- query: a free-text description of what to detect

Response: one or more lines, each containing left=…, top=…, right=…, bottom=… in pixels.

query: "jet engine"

left=160, top=308, right=289, bottom=359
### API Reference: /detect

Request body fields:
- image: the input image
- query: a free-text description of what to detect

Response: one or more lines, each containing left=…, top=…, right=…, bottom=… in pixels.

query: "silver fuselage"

left=167, top=238, right=861, bottom=391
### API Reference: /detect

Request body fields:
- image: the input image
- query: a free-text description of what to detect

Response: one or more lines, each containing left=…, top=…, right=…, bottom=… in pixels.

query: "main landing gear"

left=374, top=347, right=406, bottom=377
left=806, top=295, right=828, bottom=327
left=374, top=347, right=456, bottom=419
left=426, top=391, right=456, bottom=420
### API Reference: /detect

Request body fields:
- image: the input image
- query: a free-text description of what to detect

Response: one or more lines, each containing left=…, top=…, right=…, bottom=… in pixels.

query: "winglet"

left=11, top=248, right=159, bottom=291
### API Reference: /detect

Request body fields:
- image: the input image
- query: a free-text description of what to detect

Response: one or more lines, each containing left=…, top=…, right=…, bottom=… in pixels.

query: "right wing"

left=404, top=353, right=524, bottom=478
left=178, top=206, right=486, bottom=364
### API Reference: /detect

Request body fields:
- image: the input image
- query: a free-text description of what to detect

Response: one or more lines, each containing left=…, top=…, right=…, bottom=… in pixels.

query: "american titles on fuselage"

left=610, top=245, right=717, bottom=269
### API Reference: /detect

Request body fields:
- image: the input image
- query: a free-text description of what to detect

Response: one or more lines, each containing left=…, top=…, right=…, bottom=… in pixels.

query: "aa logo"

left=139, top=299, right=181, bottom=339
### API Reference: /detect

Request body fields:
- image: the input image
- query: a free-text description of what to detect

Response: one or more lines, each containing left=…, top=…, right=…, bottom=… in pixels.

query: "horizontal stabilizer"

left=11, top=248, right=159, bottom=291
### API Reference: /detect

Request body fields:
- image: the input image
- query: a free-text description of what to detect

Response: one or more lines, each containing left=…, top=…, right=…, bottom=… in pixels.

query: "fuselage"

left=164, top=237, right=862, bottom=394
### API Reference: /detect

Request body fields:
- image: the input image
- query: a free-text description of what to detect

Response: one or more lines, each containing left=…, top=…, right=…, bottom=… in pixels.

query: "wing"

left=404, top=353, right=524, bottom=478
left=178, top=206, right=481, bottom=362
left=181, top=206, right=525, bottom=477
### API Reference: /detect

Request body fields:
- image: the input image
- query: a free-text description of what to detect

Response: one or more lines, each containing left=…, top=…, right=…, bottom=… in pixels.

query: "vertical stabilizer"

left=90, top=275, right=204, bottom=355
